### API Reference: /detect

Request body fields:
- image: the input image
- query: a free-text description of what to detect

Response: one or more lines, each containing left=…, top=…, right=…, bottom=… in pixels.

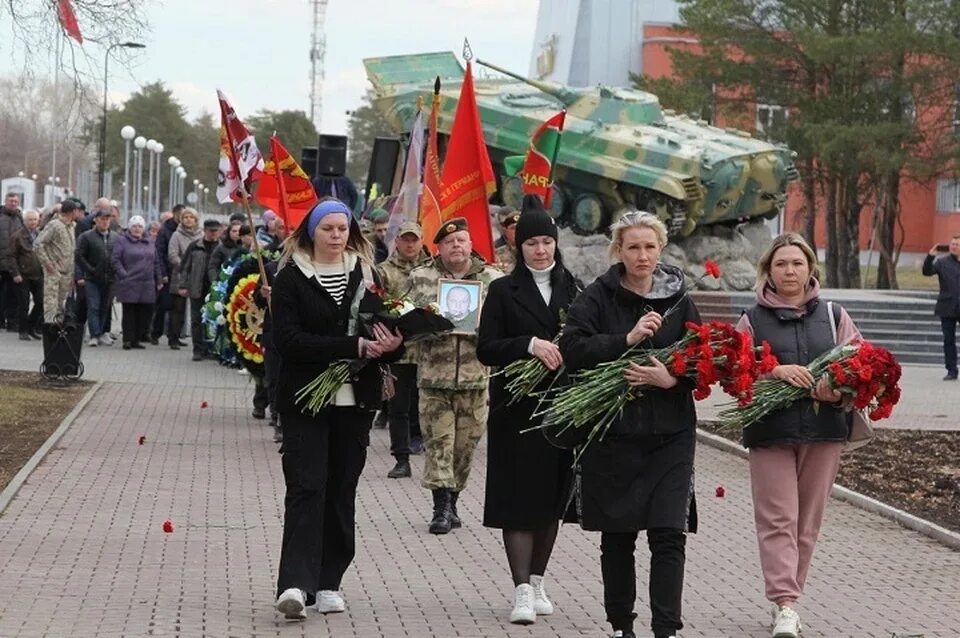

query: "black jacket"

left=207, top=239, right=243, bottom=284
left=155, top=218, right=178, bottom=278
left=75, top=228, right=118, bottom=284
left=560, top=262, right=700, bottom=437
left=476, top=261, right=580, bottom=528
left=923, top=253, right=960, bottom=318
left=272, top=255, right=404, bottom=415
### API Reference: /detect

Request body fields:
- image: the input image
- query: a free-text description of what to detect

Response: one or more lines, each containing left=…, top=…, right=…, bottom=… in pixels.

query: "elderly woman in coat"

left=111, top=215, right=161, bottom=349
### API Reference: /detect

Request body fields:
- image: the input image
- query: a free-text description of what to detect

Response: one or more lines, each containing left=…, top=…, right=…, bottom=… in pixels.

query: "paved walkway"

left=0, top=332, right=958, bottom=637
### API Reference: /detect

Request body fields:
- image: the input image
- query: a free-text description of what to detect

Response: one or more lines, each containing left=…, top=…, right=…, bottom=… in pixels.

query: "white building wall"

left=529, top=0, right=681, bottom=87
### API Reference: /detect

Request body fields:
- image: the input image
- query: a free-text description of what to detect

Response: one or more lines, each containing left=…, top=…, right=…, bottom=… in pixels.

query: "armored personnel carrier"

left=364, top=51, right=797, bottom=237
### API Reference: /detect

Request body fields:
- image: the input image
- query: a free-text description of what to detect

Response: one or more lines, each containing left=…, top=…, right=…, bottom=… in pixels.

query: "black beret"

left=433, top=217, right=469, bottom=244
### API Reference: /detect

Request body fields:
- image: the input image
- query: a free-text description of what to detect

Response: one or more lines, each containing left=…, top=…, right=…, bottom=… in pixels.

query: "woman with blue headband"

left=272, top=197, right=404, bottom=621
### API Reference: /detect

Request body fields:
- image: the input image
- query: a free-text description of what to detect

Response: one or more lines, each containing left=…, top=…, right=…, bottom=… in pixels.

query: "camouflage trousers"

left=43, top=272, right=72, bottom=324
left=419, top=387, right=488, bottom=492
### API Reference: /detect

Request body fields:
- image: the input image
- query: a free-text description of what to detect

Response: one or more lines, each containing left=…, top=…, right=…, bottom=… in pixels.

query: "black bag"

left=41, top=321, right=85, bottom=380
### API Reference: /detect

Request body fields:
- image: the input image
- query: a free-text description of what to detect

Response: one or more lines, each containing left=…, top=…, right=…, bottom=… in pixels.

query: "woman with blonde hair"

left=272, top=197, right=403, bottom=622
left=165, top=207, right=200, bottom=349
left=560, top=211, right=700, bottom=638
left=735, top=232, right=860, bottom=638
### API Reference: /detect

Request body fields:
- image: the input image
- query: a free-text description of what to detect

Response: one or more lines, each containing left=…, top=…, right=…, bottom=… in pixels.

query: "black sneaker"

left=192, top=353, right=203, bottom=361
left=410, top=437, right=425, bottom=455
left=944, top=373, right=958, bottom=381
left=19, top=333, right=31, bottom=341
left=252, top=407, right=266, bottom=419
left=169, top=342, right=180, bottom=350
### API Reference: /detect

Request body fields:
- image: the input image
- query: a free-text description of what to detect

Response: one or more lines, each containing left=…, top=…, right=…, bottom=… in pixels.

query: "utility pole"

left=309, top=0, right=329, bottom=133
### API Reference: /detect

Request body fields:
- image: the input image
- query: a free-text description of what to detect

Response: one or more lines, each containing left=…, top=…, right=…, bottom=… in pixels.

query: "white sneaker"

left=316, top=589, right=345, bottom=613
left=772, top=605, right=802, bottom=637
left=275, top=588, right=306, bottom=620
left=509, top=583, right=536, bottom=625
left=87, top=337, right=98, bottom=347
left=529, top=574, right=553, bottom=615
left=98, top=334, right=114, bottom=346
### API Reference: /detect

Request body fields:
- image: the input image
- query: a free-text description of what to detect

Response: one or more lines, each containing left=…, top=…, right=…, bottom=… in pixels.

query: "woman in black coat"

left=272, top=198, right=404, bottom=622
left=559, top=212, right=700, bottom=638
left=477, top=196, right=580, bottom=625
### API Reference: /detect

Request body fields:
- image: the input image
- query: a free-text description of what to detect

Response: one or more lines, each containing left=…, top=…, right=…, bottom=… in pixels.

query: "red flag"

left=255, top=136, right=319, bottom=230
left=216, top=90, right=264, bottom=204
left=420, top=80, right=444, bottom=255
left=503, top=111, right=565, bottom=206
left=57, top=0, right=83, bottom=44
left=439, top=61, right=496, bottom=263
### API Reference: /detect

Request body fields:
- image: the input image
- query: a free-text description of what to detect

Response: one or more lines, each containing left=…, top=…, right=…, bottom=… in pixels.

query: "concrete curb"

left=696, top=428, right=960, bottom=552
left=0, top=380, right=102, bottom=516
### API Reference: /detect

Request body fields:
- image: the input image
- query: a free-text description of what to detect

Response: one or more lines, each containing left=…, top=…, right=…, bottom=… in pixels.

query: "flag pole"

left=545, top=110, right=566, bottom=207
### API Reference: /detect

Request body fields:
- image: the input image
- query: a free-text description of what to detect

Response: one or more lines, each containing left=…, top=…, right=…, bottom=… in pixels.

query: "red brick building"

left=641, top=22, right=960, bottom=258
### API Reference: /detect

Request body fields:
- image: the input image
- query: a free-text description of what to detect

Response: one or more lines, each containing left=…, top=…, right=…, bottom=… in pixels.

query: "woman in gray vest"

left=735, top=233, right=860, bottom=638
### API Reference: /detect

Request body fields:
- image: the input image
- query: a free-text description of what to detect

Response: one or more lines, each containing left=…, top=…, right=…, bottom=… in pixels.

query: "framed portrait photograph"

left=436, top=278, right=484, bottom=336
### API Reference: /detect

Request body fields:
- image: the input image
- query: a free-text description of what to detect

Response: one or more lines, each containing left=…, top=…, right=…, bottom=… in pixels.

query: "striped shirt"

left=314, top=262, right=348, bottom=305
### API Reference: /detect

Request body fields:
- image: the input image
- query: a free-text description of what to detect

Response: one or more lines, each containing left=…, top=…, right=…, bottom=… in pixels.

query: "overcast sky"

left=90, top=0, right=539, bottom=134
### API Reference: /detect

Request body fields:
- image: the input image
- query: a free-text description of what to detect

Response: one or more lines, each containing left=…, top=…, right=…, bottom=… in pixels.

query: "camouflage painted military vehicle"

left=363, top=51, right=798, bottom=237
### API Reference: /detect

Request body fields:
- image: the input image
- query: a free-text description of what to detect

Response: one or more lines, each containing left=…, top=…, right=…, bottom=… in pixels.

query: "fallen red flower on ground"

left=138, top=436, right=145, bottom=445
left=162, top=520, right=174, bottom=533
left=200, top=401, right=209, bottom=409
left=715, top=485, right=726, bottom=498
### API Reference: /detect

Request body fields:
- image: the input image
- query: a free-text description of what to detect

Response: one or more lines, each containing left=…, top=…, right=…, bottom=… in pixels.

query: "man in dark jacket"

left=150, top=205, right=183, bottom=344
left=75, top=209, right=118, bottom=346
left=923, top=234, right=960, bottom=380
left=10, top=209, right=43, bottom=340
left=178, top=218, right=221, bottom=361
left=0, top=192, right=24, bottom=330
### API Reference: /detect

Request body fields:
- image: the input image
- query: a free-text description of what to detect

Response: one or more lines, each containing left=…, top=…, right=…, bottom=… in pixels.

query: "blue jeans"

left=942, top=317, right=959, bottom=376
left=84, top=281, right=111, bottom=338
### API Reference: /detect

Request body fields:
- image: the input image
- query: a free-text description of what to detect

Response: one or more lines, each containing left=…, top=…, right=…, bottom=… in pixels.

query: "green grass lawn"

left=860, top=265, right=938, bottom=290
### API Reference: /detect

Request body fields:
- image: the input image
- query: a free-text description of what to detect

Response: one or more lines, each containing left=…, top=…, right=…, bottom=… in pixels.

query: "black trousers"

left=263, top=337, right=280, bottom=417
left=17, top=278, right=43, bottom=333
left=151, top=286, right=171, bottom=340
left=0, top=271, right=18, bottom=328
left=941, top=317, right=958, bottom=375
left=168, top=294, right=187, bottom=343
left=388, top=363, right=421, bottom=459
left=600, top=528, right=686, bottom=637
left=121, top=303, right=153, bottom=346
left=276, top=408, right=372, bottom=602
left=189, top=297, right=206, bottom=354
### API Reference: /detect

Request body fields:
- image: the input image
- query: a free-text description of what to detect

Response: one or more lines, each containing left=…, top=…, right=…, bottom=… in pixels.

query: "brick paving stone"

left=0, top=330, right=958, bottom=637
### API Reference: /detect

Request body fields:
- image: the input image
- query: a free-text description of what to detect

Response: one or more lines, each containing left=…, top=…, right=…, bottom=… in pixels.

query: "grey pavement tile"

left=0, top=330, right=957, bottom=637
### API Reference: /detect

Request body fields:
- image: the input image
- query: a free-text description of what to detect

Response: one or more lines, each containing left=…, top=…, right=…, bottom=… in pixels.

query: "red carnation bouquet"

left=501, top=261, right=724, bottom=405
left=530, top=321, right=778, bottom=460
left=718, top=340, right=902, bottom=433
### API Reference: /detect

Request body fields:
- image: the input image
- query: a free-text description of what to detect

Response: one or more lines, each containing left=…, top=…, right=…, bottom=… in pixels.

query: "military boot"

left=449, top=491, right=462, bottom=529
left=428, top=489, right=452, bottom=535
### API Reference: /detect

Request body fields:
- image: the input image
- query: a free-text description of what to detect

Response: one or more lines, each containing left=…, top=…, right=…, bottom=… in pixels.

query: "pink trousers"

left=748, top=441, right=843, bottom=604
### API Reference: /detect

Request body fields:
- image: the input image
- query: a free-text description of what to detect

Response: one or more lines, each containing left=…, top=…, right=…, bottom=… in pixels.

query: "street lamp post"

left=120, top=125, right=135, bottom=220
left=133, top=135, right=146, bottom=215
left=145, top=139, right=156, bottom=220
left=98, top=41, right=145, bottom=196
left=153, top=142, right=164, bottom=215
left=167, top=156, right=180, bottom=208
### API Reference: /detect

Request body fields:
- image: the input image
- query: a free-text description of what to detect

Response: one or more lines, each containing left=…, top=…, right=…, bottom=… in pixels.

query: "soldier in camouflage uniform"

left=34, top=201, right=79, bottom=324
left=377, top=221, right=432, bottom=479
left=408, top=217, right=504, bottom=534
left=493, top=208, right=520, bottom=274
